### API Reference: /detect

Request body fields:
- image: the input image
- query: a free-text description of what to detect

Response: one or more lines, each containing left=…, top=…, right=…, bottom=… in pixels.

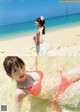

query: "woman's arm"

left=26, top=57, right=37, bottom=71
left=15, top=89, right=27, bottom=112
left=39, top=29, right=44, bottom=43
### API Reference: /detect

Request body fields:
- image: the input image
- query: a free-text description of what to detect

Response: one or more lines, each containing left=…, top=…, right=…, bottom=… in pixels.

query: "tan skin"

left=33, top=21, right=44, bottom=45
left=11, top=65, right=40, bottom=112
left=58, top=67, right=80, bottom=82
left=11, top=66, right=80, bottom=112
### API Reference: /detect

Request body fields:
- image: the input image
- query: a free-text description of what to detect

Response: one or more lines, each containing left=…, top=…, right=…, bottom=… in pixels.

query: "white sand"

left=0, top=25, right=80, bottom=56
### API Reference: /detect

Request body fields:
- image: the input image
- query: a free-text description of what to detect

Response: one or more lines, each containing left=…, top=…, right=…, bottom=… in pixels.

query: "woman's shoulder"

left=26, top=71, right=40, bottom=81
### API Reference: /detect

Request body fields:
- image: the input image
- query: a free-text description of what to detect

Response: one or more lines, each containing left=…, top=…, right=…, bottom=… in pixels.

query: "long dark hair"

left=36, top=17, right=45, bottom=35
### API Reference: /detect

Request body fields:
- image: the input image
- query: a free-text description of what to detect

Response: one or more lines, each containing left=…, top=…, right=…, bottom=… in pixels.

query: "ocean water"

left=0, top=13, right=80, bottom=40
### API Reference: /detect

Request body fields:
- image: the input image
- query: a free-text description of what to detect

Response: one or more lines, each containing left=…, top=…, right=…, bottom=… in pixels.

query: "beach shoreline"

left=0, top=24, right=80, bottom=56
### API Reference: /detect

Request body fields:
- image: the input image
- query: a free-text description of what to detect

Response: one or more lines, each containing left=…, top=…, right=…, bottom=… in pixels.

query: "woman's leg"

left=65, top=68, right=80, bottom=82
left=58, top=81, right=80, bottom=111
left=57, top=67, right=80, bottom=82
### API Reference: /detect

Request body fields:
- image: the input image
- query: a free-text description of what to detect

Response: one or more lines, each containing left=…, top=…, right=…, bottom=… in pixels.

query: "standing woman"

left=33, top=16, right=49, bottom=55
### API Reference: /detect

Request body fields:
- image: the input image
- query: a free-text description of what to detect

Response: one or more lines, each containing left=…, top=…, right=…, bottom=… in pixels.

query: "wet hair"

left=3, top=56, right=25, bottom=78
left=36, top=17, right=45, bottom=34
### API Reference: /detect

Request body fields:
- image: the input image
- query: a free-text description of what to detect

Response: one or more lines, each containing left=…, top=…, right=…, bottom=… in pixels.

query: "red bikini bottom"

left=51, top=75, right=74, bottom=112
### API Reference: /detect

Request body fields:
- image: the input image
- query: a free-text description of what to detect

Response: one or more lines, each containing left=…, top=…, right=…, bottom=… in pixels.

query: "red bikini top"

left=20, top=70, right=43, bottom=96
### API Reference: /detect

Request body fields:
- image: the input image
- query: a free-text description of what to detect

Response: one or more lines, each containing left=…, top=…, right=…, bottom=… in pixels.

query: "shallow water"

left=1, top=56, right=80, bottom=112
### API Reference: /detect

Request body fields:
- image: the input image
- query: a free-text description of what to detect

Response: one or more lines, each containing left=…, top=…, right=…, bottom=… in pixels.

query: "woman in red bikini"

left=3, top=56, right=80, bottom=112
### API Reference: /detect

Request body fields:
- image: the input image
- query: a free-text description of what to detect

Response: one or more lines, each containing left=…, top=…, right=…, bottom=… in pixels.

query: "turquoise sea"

left=0, top=13, right=80, bottom=40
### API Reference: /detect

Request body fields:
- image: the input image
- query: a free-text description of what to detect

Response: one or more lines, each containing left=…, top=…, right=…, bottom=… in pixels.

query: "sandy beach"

left=0, top=25, right=80, bottom=56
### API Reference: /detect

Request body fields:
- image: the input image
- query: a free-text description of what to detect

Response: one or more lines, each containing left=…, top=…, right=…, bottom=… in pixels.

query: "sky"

left=0, top=0, right=80, bottom=26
